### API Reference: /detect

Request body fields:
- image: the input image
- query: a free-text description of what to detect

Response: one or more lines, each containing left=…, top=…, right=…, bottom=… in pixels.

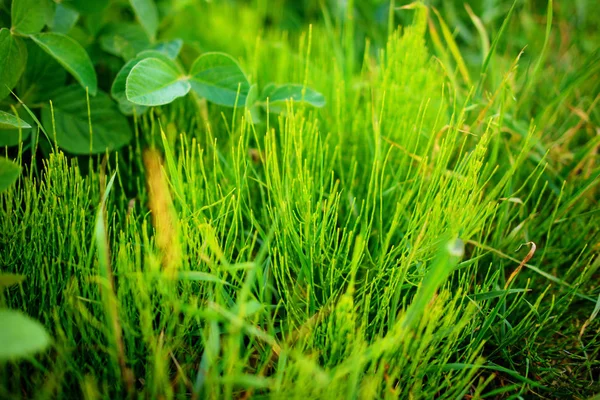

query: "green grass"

left=1, top=1, right=599, bottom=398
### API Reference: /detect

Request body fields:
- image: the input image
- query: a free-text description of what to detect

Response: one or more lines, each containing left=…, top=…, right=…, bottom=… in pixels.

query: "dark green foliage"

left=0, top=0, right=323, bottom=158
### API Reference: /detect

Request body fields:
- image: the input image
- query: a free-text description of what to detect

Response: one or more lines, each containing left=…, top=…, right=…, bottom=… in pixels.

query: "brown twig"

left=505, top=242, right=537, bottom=289
left=144, top=149, right=181, bottom=276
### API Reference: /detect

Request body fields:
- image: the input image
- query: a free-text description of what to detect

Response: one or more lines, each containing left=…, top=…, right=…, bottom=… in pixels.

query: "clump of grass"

left=1, top=1, right=599, bottom=399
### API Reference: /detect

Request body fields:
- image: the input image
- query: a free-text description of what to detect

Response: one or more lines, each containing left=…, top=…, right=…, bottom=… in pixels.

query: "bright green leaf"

left=0, top=110, right=31, bottom=130
left=11, top=0, right=49, bottom=34
left=0, top=273, right=25, bottom=288
left=30, top=33, right=98, bottom=96
left=129, top=0, right=159, bottom=42
left=0, top=28, right=28, bottom=101
left=48, top=4, right=79, bottom=34
left=151, top=39, right=183, bottom=59
left=189, top=52, right=250, bottom=107
left=0, top=157, right=21, bottom=193
left=111, top=50, right=174, bottom=114
left=43, top=0, right=56, bottom=27
left=245, top=84, right=262, bottom=123
left=260, top=83, right=325, bottom=113
left=126, top=57, right=190, bottom=106
left=0, top=310, right=51, bottom=361
left=41, top=86, right=132, bottom=154
left=99, top=23, right=150, bottom=61
left=0, top=109, right=33, bottom=147
left=117, top=100, right=148, bottom=116
left=246, top=84, right=258, bottom=108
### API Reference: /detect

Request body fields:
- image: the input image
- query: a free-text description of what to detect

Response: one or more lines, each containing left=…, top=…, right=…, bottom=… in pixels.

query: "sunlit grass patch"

left=1, top=1, right=599, bottom=398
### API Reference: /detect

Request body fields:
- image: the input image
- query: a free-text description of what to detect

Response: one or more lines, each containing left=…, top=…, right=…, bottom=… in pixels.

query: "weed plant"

left=1, top=1, right=599, bottom=399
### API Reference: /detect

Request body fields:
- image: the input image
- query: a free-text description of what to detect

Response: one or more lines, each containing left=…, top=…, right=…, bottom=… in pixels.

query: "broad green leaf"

left=61, top=0, right=109, bottom=14
left=48, top=4, right=79, bottom=34
left=30, top=33, right=98, bottom=96
left=0, top=310, right=51, bottom=361
left=151, top=39, right=183, bottom=59
left=134, top=49, right=185, bottom=75
left=41, top=86, right=132, bottom=154
left=126, top=57, right=190, bottom=106
left=246, top=84, right=258, bottom=108
left=245, top=84, right=262, bottom=123
left=0, top=108, right=33, bottom=147
left=0, top=157, right=21, bottom=193
left=117, top=100, right=148, bottom=116
left=111, top=50, right=173, bottom=114
left=21, top=40, right=67, bottom=103
left=0, top=110, right=31, bottom=130
left=99, top=23, right=150, bottom=61
left=43, top=1, right=56, bottom=27
left=130, top=0, right=159, bottom=42
left=0, top=28, right=27, bottom=101
left=0, top=273, right=25, bottom=288
left=189, top=52, right=250, bottom=107
left=11, top=0, right=49, bottom=34
left=260, top=83, right=326, bottom=113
